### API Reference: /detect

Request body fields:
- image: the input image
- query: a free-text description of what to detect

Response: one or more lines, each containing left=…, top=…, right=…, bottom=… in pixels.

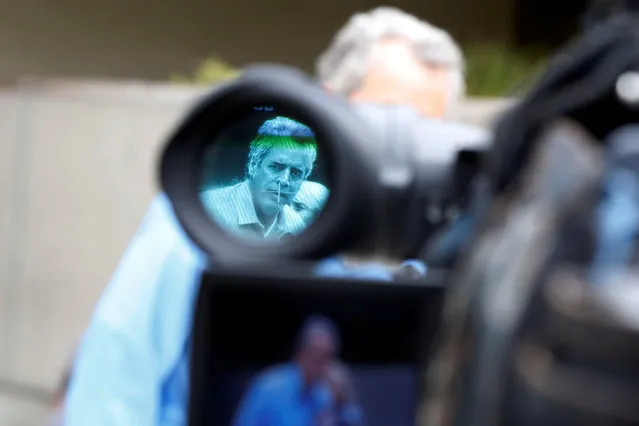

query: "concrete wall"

left=0, top=0, right=514, bottom=83
left=0, top=79, right=513, bottom=425
left=0, top=81, right=195, bottom=426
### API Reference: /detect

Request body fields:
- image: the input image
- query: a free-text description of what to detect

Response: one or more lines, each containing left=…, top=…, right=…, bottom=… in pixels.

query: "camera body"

left=158, top=65, right=490, bottom=426
left=160, top=65, right=489, bottom=266
left=422, top=13, right=639, bottom=426
left=187, top=268, right=446, bottom=426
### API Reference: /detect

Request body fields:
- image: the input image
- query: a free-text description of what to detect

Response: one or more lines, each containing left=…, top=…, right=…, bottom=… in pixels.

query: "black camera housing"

left=187, top=269, right=447, bottom=426
left=160, top=65, right=488, bottom=264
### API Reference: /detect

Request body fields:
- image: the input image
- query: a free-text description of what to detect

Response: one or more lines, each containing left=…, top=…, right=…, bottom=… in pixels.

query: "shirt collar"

left=235, top=180, right=305, bottom=238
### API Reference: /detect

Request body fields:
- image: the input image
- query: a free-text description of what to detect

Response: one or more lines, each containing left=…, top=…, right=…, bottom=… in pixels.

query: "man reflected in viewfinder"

left=201, top=116, right=321, bottom=240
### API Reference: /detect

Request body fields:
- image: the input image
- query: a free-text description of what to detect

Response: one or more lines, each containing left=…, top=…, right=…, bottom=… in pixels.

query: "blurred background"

left=0, top=0, right=589, bottom=424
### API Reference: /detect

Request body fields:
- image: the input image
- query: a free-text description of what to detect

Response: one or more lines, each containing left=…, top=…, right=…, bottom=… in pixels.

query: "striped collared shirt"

left=200, top=180, right=306, bottom=240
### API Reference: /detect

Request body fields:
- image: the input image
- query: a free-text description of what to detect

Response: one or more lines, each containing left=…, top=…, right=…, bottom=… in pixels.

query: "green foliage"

left=464, top=44, right=549, bottom=97
left=171, top=57, right=240, bottom=85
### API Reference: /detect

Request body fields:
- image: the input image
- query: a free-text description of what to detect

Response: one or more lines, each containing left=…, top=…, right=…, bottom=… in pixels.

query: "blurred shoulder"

left=252, top=364, right=297, bottom=392
left=134, top=193, right=180, bottom=239
left=92, top=193, right=204, bottom=327
left=132, top=193, right=200, bottom=257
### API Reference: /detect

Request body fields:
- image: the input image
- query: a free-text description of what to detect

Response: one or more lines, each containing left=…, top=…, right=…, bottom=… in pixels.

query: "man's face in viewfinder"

left=250, top=147, right=312, bottom=218
left=298, top=329, right=336, bottom=384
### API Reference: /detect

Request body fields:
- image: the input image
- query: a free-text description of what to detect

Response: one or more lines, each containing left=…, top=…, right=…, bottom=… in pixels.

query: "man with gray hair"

left=316, top=6, right=465, bottom=120
left=313, top=7, right=487, bottom=278
left=201, top=116, right=319, bottom=240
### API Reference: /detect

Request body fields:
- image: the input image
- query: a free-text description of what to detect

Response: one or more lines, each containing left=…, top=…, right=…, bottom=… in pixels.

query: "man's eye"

left=291, top=168, right=303, bottom=179
left=270, top=163, right=284, bottom=172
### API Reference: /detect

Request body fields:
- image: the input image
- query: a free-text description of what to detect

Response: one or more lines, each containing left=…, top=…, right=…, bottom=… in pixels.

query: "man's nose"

left=276, top=168, right=291, bottom=185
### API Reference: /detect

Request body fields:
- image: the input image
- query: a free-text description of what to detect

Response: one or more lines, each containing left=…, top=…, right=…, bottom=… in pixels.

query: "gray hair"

left=246, top=116, right=318, bottom=179
left=316, top=7, right=465, bottom=108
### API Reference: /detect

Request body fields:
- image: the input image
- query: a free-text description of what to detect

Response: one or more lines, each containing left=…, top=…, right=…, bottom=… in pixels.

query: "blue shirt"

left=233, top=364, right=332, bottom=426
left=64, top=194, right=407, bottom=426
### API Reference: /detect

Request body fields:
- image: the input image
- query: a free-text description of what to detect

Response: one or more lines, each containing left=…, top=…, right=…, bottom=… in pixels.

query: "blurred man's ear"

left=323, top=84, right=334, bottom=93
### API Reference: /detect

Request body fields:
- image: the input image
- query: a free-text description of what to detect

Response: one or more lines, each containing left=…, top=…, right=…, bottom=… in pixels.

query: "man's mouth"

left=266, top=190, right=291, bottom=203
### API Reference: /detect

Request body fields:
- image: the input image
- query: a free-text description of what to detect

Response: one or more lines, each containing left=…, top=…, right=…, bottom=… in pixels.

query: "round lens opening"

left=198, top=106, right=331, bottom=243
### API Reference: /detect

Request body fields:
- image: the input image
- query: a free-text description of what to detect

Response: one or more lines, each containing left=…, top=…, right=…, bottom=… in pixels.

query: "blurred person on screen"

left=233, top=316, right=339, bottom=426
left=64, top=7, right=472, bottom=426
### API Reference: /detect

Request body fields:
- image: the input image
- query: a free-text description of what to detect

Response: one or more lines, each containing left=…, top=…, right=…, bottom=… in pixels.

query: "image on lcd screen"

left=203, top=286, right=423, bottom=426
left=199, top=108, right=330, bottom=242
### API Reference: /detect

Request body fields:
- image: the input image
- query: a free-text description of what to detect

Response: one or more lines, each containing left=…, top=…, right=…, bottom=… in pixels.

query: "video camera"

left=158, top=66, right=489, bottom=426
left=422, top=11, right=639, bottom=426
left=160, top=66, right=489, bottom=265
